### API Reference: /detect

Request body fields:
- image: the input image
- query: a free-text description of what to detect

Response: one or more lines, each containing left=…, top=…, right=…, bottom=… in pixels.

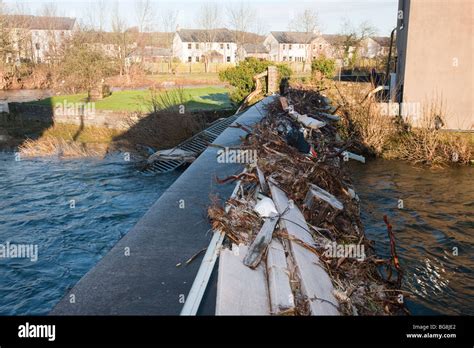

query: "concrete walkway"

left=51, top=97, right=274, bottom=315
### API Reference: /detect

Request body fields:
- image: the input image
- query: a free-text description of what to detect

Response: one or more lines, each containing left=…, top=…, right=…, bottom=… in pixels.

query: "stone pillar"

left=267, top=66, right=278, bottom=94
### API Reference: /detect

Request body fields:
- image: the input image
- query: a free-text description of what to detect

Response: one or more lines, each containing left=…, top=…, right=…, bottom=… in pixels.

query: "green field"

left=27, top=86, right=233, bottom=112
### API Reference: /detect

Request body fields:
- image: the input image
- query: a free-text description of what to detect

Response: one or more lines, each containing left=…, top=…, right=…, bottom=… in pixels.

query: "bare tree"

left=159, top=9, right=179, bottom=72
left=38, top=3, right=64, bottom=65
left=252, top=14, right=268, bottom=37
left=0, top=1, right=13, bottom=67
left=111, top=1, right=134, bottom=78
left=134, top=0, right=156, bottom=65
left=135, top=0, right=155, bottom=33
left=84, top=0, right=108, bottom=32
left=227, top=2, right=255, bottom=60
left=289, top=8, right=319, bottom=33
left=337, top=18, right=377, bottom=68
left=288, top=8, right=320, bottom=72
left=196, top=2, right=221, bottom=72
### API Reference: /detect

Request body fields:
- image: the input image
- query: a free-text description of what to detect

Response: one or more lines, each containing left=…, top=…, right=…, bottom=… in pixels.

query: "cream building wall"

left=396, top=0, right=473, bottom=130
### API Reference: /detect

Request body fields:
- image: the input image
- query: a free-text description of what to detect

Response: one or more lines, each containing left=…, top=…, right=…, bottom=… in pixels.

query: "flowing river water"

left=0, top=153, right=472, bottom=315
left=350, top=160, right=474, bottom=315
left=0, top=153, right=181, bottom=315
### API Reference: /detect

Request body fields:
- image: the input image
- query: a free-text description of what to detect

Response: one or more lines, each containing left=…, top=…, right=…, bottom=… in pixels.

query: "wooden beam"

left=266, top=239, right=295, bottom=314
left=243, top=214, right=278, bottom=269
left=268, top=179, right=339, bottom=315
left=216, top=244, right=270, bottom=315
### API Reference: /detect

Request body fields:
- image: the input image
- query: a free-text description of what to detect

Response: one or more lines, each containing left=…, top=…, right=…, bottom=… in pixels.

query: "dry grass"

left=19, top=136, right=109, bottom=158
left=17, top=124, right=119, bottom=158
left=384, top=104, right=472, bottom=166
left=328, top=81, right=472, bottom=167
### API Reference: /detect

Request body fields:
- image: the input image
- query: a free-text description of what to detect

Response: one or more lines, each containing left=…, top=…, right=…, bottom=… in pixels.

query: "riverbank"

left=0, top=86, right=236, bottom=158
left=323, top=81, right=473, bottom=167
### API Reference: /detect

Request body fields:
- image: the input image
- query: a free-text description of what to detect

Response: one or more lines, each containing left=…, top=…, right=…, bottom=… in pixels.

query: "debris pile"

left=209, top=88, right=407, bottom=315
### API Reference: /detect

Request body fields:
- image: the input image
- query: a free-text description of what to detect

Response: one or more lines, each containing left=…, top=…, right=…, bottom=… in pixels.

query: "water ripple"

left=0, top=153, right=179, bottom=315
left=351, top=160, right=474, bottom=315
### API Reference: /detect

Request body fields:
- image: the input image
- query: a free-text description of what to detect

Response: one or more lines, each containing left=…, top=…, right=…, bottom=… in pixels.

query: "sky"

left=3, top=0, right=399, bottom=36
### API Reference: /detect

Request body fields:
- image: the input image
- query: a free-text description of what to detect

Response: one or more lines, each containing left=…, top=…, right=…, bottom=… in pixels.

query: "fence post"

left=267, top=66, right=278, bottom=94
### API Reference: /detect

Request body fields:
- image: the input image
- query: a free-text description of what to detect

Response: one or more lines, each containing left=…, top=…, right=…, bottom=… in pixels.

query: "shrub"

left=311, top=55, right=336, bottom=80
left=219, top=58, right=292, bottom=103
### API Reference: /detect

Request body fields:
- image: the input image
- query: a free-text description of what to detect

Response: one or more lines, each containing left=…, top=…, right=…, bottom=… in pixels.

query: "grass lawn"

left=27, top=86, right=233, bottom=112
left=149, top=72, right=222, bottom=85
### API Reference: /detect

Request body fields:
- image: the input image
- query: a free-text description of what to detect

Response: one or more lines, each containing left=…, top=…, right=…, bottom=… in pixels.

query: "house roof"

left=321, top=34, right=345, bottom=46
left=177, top=28, right=235, bottom=43
left=243, top=43, right=268, bottom=54
left=371, top=36, right=391, bottom=47
left=2, top=15, right=76, bottom=30
left=270, top=31, right=318, bottom=44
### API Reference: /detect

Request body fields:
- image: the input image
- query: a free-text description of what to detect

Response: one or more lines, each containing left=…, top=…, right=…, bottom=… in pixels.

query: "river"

left=350, top=160, right=474, bottom=315
left=0, top=153, right=180, bottom=315
left=0, top=153, right=472, bottom=315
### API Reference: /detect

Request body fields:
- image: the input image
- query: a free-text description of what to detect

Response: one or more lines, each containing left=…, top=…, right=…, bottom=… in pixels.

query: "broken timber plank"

left=266, top=239, right=295, bottom=314
left=268, top=179, right=339, bottom=315
left=305, top=184, right=344, bottom=211
left=243, top=214, right=278, bottom=268
left=216, top=244, right=270, bottom=315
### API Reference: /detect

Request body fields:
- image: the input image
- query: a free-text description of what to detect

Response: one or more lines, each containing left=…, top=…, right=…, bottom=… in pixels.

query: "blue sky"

left=4, top=0, right=399, bottom=36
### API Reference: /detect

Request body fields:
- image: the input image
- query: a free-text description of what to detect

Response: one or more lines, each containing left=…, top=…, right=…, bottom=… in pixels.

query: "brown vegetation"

left=328, top=81, right=472, bottom=167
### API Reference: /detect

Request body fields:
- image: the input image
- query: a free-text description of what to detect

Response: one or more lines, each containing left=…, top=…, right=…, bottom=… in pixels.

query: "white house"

left=172, top=28, right=237, bottom=64
left=3, top=15, right=78, bottom=64
left=263, top=31, right=320, bottom=63
left=360, top=36, right=391, bottom=58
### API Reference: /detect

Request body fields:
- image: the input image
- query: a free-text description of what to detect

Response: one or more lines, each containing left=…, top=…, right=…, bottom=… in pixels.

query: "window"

left=220, top=43, right=224, bottom=49
left=188, top=43, right=192, bottom=49
left=35, top=43, right=40, bottom=50
left=226, top=56, right=231, bottom=62
left=289, top=56, right=293, bottom=61
left=313, top=44, right=316, bottom=50
left=188, top=56, right=192, bottom=62
left=319, top=44, right=322, bottom=49
left=282, top=44, right=286, bottom=50
left=195, top=43, right=199, bottom=49
left=195, top=56, right=199, bottom=62
left=227, top=43, right=230, bottom=49
left=282, top=56, right=287, bottom=61
left=289, top=44, right=292, bottom=50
